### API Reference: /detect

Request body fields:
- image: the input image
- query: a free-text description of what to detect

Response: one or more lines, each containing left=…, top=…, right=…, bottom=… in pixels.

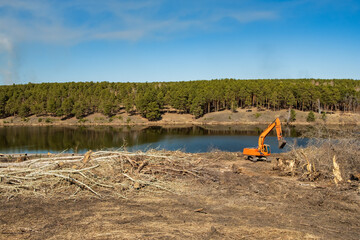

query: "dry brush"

left=274, top=126, right=360, bottom=185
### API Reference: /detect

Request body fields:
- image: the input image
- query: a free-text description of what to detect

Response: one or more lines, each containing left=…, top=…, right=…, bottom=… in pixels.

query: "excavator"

left=243, top=118, right=286, bottom=161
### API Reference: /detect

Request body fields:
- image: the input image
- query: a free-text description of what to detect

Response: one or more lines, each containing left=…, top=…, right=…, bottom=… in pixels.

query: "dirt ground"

left=1, top=152, right=359, bottom=240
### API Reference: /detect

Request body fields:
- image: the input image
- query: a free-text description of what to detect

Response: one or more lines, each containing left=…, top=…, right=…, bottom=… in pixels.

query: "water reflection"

left=0, top=125, right=308, bottom=154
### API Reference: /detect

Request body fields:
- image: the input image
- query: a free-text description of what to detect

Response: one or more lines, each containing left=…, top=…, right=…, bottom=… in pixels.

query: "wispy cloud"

left=0, top=0, right=281, bottom=83
left=0, top=36, right=12, bottom=52
left=0, top=0, right=167, bottom=43
left=0, top=0, right=280, bottom=44
left=230, top=11, right=278, bottom=23
left=0, top=35, right=18, bottom=84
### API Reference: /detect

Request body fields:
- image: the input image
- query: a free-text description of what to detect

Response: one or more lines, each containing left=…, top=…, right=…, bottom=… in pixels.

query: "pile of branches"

left=274, top=127, right=360, bottom=184
left=0, top=150, right=204, bottom=199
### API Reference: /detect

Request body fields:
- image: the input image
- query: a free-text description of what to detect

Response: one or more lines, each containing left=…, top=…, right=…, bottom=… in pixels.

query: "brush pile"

left=0, top=150, right=204, bottom=199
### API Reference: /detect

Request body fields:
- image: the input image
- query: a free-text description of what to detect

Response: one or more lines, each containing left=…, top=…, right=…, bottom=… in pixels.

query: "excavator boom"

left=243, top=118, right=286, bottom=161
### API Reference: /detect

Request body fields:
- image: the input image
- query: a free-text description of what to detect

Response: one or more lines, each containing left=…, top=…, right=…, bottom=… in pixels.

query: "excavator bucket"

left=278, top=140, right=287, bottom=149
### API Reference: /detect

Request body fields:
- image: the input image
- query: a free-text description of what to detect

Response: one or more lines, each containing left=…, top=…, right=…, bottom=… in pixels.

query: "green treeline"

left=0, top=79, right=359, bottom=121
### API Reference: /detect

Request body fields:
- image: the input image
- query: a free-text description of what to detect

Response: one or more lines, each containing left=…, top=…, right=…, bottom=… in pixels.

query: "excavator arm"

left=258, top=118, right=286, bottom=150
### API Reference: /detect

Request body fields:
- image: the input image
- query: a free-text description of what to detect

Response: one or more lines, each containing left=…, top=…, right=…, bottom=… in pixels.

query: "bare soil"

left=1, top=152, right=359, bottom=239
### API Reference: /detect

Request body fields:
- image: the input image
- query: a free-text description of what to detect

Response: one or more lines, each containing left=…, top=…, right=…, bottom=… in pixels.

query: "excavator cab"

left=261, top=144, right=271, bottom=154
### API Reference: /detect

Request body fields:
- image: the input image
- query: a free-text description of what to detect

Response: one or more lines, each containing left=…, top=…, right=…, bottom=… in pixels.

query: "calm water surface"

left=0, top=125, right=309, bottom=154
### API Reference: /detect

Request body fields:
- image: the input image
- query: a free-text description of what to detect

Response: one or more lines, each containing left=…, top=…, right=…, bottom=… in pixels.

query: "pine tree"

left=290, top=109, right=296, bottom=122
left=307, top=111, right=315, bottom=122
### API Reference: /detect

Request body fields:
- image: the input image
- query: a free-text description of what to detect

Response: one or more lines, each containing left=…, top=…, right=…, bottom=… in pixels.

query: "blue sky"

left=0, top=0, right=359, bottom=84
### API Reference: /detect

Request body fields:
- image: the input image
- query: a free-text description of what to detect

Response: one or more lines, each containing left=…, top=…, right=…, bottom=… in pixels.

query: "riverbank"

left=1, top=108, right=359, bottom=127
left=1, top=149, right=359, bottom=239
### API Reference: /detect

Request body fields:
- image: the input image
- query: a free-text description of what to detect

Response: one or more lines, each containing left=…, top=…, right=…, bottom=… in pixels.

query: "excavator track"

left=245, top=156, right=270, bottom=162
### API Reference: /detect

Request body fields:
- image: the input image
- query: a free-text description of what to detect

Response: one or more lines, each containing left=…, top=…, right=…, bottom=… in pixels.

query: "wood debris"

left=0, top=150, right=205, bottom=199
left=332, top=155, right=343, bottom=185
left=82, top=150, right=92, bottom=164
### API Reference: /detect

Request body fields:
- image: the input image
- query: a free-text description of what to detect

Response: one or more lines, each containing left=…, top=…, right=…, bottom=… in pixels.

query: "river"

left=0, top=125, right=312, bottom=154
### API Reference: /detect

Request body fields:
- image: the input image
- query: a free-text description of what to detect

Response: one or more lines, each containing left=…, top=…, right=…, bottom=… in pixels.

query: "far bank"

left=0, top=108, right=359, bottom=127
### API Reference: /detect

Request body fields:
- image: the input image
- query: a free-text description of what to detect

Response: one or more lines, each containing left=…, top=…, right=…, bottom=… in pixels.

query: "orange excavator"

left=243, top=118, right=286, bottom=161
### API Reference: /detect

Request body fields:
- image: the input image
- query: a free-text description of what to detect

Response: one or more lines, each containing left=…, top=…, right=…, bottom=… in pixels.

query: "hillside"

left=1, top=108, right=358, bottom=126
